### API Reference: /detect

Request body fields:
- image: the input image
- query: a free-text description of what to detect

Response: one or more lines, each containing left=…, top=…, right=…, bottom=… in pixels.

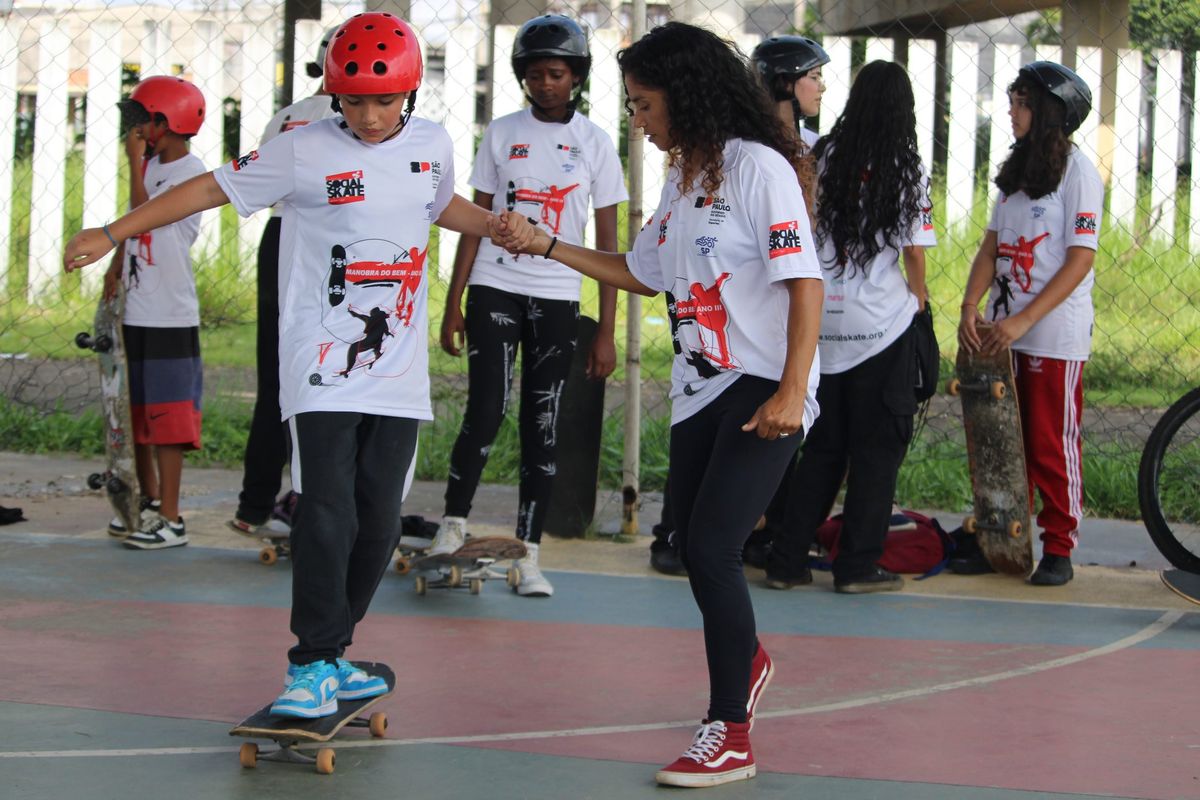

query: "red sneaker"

left=655, top=720, right=755, bottom=787
left=747, top=642, right=774, bottom=730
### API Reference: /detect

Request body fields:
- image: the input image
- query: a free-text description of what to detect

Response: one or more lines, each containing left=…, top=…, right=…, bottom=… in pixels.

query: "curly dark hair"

left=994, top=74, right=1071, bottom=200
left=812, top=61, right=924, bottom=276
left=617, top=22, right=811, bottom=200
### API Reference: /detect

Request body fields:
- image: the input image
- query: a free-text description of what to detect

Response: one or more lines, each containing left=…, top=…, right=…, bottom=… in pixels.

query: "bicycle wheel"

left=1138, top=386, right=1200, bottom=572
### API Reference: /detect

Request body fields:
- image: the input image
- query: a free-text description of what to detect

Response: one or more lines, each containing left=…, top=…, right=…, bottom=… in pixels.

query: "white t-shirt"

left=626, top=138, right=823, bottom=429
left=985, top=147, right=1103, bottom=360
left=214, top=116, right=455, bottom=421
left=467, top=109, right=628, bottom=301
left=260, top=95, right=339, bottom=217
left=816, top=160, right=937, bottom=373
left=122, top=152, right=207, bottom=327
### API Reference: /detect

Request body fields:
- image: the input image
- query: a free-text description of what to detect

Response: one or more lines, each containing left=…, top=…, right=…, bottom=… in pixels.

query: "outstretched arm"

left=65, top=173, right=230, bottom=272
left=587, top=203, right=621, bottom=379
left=494, top=220, right=656, bottom=298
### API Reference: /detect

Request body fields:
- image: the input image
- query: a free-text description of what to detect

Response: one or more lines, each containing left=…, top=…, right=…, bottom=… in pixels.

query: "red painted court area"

left=0, top=535, right=1197, bottom=799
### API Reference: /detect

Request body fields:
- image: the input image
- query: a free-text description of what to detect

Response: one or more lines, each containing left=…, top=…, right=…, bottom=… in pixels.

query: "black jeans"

left=670, top=375, right=802, bottom=722
left=288, top=411, right=417, bottom=665
left=236, top=217, right=287, bottom=524
left=444, top=285, right=579, bottom=544
left=769, top=325, right=917, bottom=581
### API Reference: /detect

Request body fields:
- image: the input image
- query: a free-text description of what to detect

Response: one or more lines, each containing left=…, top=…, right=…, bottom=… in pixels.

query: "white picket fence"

left=1, top=9, right=1197, bottom=301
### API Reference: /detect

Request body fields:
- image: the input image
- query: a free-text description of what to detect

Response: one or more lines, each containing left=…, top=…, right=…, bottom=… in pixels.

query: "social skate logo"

left=509, top=144, right=530, bottom=160
left=231, top=151, right=259, bottom=171
left=326, top=170, right=365, bottom=205
left=1074, top=212, right=1097, bottom=235
left=768, top=220, right=804, bottom=259
left=694, top=194, right=731, bottom=225
left=921, top=206, right=934, bottom=231
left=657, top=211, right=671, bottom=246
left=694, top=235, right=718, bottom=257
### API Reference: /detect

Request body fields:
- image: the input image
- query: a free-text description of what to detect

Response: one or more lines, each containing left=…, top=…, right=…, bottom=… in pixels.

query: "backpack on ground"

left=814, top=509, right=955, bottom=578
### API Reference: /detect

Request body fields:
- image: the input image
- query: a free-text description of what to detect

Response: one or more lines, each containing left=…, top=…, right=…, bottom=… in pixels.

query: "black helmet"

left=305, top=25, right=342, bottom=80
left=512, top=14, right=591, bottom=84
left=1018, top=61, right=1092, bottom=135
left=752, top=35, right=830, bottom=82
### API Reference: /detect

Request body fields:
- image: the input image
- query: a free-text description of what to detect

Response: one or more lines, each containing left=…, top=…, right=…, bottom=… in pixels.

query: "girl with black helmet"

left=765, top=61, right=937, bottom=594
left=494, top=21, right=823, bottom=787
left=430, top=14, right=627, bottom=598
left=752, top=35, right=829, bottom=150
left=958, top=62, right=1103, bottom=586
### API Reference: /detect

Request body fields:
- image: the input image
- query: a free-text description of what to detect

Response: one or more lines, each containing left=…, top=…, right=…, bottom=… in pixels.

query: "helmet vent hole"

left=377, top=43, right=386, bottom=50
left=394, top=29, right=404, bottom=36
left=348, top=43, right=357, bottom=51
left=345, top=62, right=359, bottom=76
left=365, top=24, right=375, bottom=30
left=372, top=61, right=388, bottom=75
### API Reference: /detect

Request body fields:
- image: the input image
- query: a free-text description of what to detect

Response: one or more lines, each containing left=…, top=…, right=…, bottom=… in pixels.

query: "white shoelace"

left=681, top=721, right=727, bottom=763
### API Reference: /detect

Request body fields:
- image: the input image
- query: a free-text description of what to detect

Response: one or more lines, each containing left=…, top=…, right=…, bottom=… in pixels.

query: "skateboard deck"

left=952, top=327, right=1034, bottom=575
left=543, top=315, right=606, bottom=538
left=1161, top=569, right=1200, bottom=606
left=75, top=287, right=140, bottom=534
left=410, top=536, right=526, bottom=595
left=230, top=661, right=394, bottom=774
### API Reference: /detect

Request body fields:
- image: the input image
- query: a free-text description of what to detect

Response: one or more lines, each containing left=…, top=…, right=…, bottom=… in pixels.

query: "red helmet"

left=129, top=76, right=206, bottom=136
left=324, top=13, right=423, bottom=95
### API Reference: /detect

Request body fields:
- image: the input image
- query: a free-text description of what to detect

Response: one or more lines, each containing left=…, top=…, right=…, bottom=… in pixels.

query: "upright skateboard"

left=1161, top=569, right=1200, bottom=606
left=949, top=326, right=1034, bottom=575
left=543, top=315, right=606, bottom=538
left=75, top=286, right=140, bottom=534
left=409, top=536, right=526, bottom=595
left=230, top=661, right=395, bottom=774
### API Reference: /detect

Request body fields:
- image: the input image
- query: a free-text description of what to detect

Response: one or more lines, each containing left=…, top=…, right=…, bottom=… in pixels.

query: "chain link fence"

left=0, top=0, right=1196, bottom=524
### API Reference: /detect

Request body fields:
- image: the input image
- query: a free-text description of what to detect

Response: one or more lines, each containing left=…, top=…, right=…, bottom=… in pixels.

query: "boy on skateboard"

left=65, top=12, right=533, bottom=718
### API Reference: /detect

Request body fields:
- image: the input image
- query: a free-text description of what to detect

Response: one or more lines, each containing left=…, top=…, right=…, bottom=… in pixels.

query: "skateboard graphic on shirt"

left=505, top=179, right=579, bottom=236
left=667, top=273, right=742, bottom=380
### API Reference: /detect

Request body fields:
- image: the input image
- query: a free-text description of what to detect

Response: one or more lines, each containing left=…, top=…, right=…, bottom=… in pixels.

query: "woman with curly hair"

left=494, top=21, right=823, bottom=788
left=959, top=62, right=1101, bottom=586
left=765, top=60, right=937, bottom=594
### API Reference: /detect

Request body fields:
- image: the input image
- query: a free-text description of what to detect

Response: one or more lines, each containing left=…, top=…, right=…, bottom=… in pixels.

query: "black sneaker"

left=1029, top=554, right=1073, bottom=586
left=948, top=549, right=995, bottom=575
left=650, top=540, right=687, bottom=576
left=742, top=529, right=773, bottom=569
left=765, top=564, right=812, bottom=590
left=834, top=566, right=905, bottom=594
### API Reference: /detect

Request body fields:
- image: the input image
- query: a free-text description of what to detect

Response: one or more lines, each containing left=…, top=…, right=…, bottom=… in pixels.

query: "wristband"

left=544, top=237, right=558, bottom=260
left=102, top=224, right=119, bottom=248
left=960, top=302, right=978, bottom=309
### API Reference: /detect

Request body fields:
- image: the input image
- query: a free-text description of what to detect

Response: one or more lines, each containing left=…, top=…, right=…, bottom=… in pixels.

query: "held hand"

left=980, top=314, right=1032, bottom=355
left=586, top=333, right=617, bottom=380
left=741, top=389, right=804, bottom=440
left=957, top=305, right=983, bottom=353
left=440, top=304, right=466, bottom=356
left=64, top=228, right=114, bottom=273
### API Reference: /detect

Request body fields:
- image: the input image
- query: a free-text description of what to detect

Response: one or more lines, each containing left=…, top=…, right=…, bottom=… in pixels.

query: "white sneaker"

left=515, top=541, right=553, bottom=597
left=108, top=498, right=161, bottom=537
left=122, top=513, right=188, bottom=550
left=428, top=516, right=467, bottom=556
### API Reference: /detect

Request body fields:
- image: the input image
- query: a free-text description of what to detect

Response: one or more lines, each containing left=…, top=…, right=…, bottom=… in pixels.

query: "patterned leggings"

left=443, top=285, right=579, bottom=543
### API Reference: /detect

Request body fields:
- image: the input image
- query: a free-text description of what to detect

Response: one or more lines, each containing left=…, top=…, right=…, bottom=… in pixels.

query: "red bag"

left=815, top=510, right=953, bottom=576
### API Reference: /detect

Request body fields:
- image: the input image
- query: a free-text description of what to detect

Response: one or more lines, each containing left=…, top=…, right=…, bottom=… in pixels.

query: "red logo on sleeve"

left=231, top=151, right=258, bottom=171
left=509, top=144, right=530, bottom=160
left=768, top=220, right=804, bottom=259
left=326, top=170, right=365, bottom=205
left=1074, top=212, right=1097, bottom=235
left=657, top=211, right=671, bottom=246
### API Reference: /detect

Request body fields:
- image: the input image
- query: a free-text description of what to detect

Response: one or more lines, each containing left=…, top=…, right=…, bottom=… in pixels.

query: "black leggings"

left=670, top=375, right=802, bottom=722
left=444, top=285, right=579, bottom=543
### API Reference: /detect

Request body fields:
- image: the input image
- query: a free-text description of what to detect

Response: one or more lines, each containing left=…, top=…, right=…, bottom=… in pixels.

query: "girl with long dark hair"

left=495, top=21, right=823, bottom=788
left=958, top=62, right=1102, bottom=586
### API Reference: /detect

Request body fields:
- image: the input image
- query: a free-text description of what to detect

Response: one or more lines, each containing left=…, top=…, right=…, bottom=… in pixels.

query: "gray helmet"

left=1018, top=61, right=1092, bottom=134
left=512, top=14, right=591, bottom=84
left=752, top=35, right=830, bottom=82
left=305, top=25, right=342, bottom=79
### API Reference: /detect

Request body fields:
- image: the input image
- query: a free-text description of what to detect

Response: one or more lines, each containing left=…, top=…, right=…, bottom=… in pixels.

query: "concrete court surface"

left=1, top=451, right=1198, bottom=800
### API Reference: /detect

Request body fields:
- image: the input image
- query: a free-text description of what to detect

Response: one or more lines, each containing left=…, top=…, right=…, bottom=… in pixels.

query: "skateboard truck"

left=86, top=471, right=129, bottom=497
left=947, top=377, right=1007, bottom=400
left=237, top=712, right=387, bottom=775
left=963, top=515, right=1023, bottom=539
left=75, top=331, right=113, bottom=353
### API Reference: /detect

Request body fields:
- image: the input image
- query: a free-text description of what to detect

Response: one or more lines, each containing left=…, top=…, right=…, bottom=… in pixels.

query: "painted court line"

left=0, top=609, right=1183, bottom=761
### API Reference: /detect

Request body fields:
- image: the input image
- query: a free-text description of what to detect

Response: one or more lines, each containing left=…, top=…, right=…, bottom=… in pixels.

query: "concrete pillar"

left=1061, top=0, right=1130, bottom=185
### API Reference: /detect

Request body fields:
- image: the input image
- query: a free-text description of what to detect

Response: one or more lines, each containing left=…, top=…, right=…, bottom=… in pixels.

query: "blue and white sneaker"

left=284, top=659, right=389, bottom=700
left=270, top=660, right=340, bottom=719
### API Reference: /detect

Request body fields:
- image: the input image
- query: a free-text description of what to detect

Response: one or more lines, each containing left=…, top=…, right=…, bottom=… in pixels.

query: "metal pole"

left=620, top=0, right=646, bottom=537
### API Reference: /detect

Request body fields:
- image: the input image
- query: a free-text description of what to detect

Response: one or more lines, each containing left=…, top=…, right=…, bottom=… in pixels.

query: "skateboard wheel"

left=991, top=381, right=1006, bottom=399
left=239, top=742, right=258, bottom=769
left=94, top=334, right=113, bottom=353
left=1008, top=520, right=1023, bottom=539
left=947, top=378, right=961, bottom=396
left=469, top=578, right=483, bottom=595
left=963, top=516, right=978, bottom=534
left=315, top=747, right=335, bottom=775
left=414, top=575, right=427, bottom=595
left=87, top=473, right=105, bottom=491
left=507, top=566, right=520, bottom=588
left=259, top=546, right=278, bottom=566
left=105, top=476, right=127, bottom=496
left=369, top=711, right=388, bottom=738
left=74, top=331, right=92, bottom=349
left=394, top=557, right=411, bottom=575
left=448, top=564, right=463, bottom=588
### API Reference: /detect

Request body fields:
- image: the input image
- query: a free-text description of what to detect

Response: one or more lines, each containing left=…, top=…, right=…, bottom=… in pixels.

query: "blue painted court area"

left=0, top=530, right=1197, bottom=799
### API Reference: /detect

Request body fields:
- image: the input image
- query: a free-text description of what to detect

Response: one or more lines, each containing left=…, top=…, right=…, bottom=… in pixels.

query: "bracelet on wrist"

left=101, top=224, right=119, bottom=248
left=544, top=237, right=558, bottom=260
